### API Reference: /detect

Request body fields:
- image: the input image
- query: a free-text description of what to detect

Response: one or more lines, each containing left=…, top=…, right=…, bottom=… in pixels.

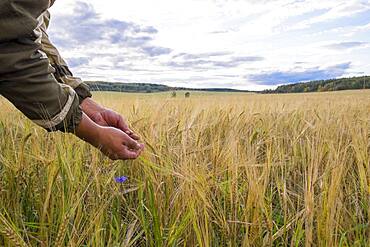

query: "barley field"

left=0, top=90, right=369, bottom=246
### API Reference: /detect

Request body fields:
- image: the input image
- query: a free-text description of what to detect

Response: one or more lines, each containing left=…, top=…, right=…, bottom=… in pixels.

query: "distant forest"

left=86, top=76, right=370, bottom=94
left=86, top=82, right=170, bottom=93
left=85, top=81, right=249, bottom=93
left=262, top=76, right=370, bottom=94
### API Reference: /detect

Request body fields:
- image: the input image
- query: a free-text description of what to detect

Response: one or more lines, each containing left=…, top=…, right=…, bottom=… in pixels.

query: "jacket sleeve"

left=0, top=25, right=82, bottom=132
left=40, top=11, right=92, bottom=103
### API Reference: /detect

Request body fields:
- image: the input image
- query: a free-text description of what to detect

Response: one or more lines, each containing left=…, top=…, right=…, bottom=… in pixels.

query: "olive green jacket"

left=0, top=0, right=91, bottom=132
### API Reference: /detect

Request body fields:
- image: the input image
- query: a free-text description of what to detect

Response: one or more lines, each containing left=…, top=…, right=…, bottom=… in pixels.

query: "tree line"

left=262, top=76, right=370, bottom=94
left=86, top=81, right=171, bottom=93
left=85, top=81, right=249, bottom=93
left=86, top=75, right=370, bottom=94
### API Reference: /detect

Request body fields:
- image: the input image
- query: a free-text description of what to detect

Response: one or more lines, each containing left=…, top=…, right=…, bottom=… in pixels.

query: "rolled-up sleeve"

left=0, top=37, right=82, bottom=132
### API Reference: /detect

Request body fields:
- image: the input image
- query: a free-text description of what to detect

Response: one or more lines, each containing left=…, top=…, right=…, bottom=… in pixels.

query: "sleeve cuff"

left=74, top=83, right=93, bottom=103
left=50, top=64, right=92, bottom=103
left=48, top=92, right=83, bottom=133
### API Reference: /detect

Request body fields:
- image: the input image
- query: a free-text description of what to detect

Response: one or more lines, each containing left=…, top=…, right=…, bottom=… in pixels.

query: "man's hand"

left=80, top=98, right=140, bottom=140
left=97, top=126, right=144, bottom=160
left=75, top=113, right=144, bottom=160
left=90, top=108, right=140, bottom=140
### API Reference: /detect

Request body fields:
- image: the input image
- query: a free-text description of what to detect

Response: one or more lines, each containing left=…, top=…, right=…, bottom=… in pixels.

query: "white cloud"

left=290, top=0, right=370, bottom=30
left=48, top=0, right=370, bottom=90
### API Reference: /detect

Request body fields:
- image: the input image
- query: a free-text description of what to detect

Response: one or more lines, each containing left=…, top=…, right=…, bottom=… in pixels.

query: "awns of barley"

left=54, top=213, right=70, bottom=247
left=0, top=90, right=369, bottom=246
left=0, top=214, right=29, bottom=247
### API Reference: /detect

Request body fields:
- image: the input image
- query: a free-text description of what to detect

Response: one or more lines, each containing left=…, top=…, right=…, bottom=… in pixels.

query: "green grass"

left=0, top=90, right=369, bottom=246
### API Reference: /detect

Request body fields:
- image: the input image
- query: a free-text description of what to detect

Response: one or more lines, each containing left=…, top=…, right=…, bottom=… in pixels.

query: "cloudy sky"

left=48, top=0, right=370, bottom=90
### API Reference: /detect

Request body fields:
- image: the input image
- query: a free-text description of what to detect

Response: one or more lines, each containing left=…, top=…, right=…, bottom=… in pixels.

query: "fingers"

left=123, top=136, right=144, bottom=151
left=97, top=125, right=144, bottom=161
left=122, top=147, right=143, bottom=159
left=107, top=143, right=143, bottom=160
left=126, top=131, right=140, bottom=140
left=116, top=115, right=141, bottom=140
left=111, top=144, right=143, bottom=160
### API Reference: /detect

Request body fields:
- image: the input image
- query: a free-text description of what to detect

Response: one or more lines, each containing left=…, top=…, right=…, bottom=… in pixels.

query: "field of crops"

left=0, top=90, right=369, bottom=246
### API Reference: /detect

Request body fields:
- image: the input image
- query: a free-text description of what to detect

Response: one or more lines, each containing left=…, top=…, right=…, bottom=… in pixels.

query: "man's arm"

left=0, top=39, right=144, bottom=159
left=0, top=35, right=144, bottom=160
left=40, top=11, right=140, bottom=140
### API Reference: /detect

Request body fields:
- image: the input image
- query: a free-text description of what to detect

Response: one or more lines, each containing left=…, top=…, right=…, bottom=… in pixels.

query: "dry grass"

left=0, top=90, right=369, bottom=246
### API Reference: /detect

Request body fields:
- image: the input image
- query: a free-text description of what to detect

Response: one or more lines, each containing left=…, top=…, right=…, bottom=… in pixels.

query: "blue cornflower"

left=115, top=176, right=128, bottom=183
